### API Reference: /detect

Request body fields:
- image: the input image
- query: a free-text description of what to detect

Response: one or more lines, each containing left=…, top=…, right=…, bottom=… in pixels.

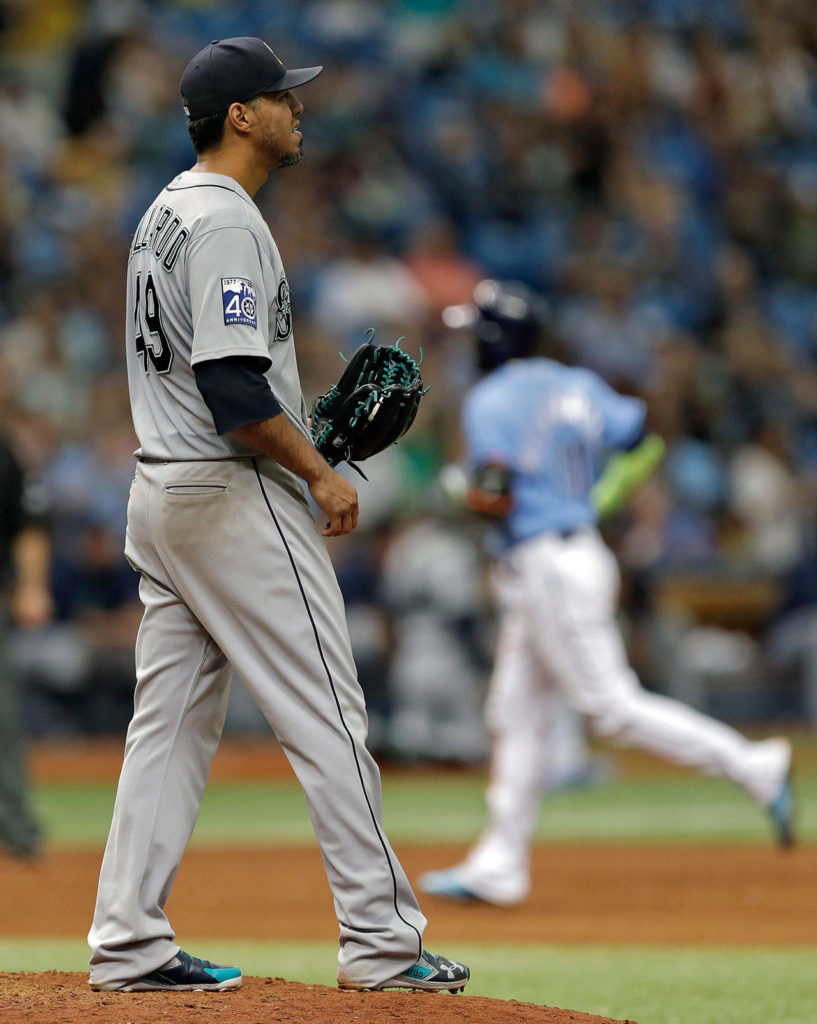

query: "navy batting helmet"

left=442, top=279, right=550, bottom=371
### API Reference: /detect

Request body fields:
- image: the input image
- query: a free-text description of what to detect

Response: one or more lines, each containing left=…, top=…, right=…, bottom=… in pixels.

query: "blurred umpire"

left=0, top=429, right=53, bottom=859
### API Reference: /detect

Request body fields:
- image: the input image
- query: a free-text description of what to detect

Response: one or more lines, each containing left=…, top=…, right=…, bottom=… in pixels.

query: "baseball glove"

left=311, top=331, right=426, bottom=472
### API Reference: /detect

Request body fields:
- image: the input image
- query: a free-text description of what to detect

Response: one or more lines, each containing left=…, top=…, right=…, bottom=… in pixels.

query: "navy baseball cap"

left=180, top=37, right=323, bottom=119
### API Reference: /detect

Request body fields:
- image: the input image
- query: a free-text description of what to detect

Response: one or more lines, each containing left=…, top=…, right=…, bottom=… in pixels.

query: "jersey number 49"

left=134, top=271, right=174, bottom=375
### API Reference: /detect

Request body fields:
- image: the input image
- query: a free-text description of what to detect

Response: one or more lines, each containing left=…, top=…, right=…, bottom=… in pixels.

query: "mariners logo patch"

left=274, top=276, right=292, bottom=342
left=221, top=278, right=258, bottom=327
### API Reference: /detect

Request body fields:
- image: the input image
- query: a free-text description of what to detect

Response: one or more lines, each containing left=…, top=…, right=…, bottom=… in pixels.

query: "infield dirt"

left=0, top=972, right=637, bottom=1024
left=1, top=841, right=814, bottom=945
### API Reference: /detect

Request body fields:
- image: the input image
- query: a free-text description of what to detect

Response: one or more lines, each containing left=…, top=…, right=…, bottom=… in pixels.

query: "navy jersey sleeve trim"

left=194, top=355, right=282, bottom=435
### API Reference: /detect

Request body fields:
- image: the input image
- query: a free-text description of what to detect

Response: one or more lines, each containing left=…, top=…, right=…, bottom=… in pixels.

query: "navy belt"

left=136, top=455, right=257, bottom=464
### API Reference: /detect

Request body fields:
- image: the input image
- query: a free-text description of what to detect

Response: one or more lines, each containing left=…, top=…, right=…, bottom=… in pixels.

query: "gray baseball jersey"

left=126, top=170, right=309, bottom=460
left=88, top=169, right=428, bottom=990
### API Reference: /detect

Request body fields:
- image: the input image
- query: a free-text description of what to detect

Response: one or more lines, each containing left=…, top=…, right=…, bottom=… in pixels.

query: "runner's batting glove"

left=591, top=434, right=666, bottom=520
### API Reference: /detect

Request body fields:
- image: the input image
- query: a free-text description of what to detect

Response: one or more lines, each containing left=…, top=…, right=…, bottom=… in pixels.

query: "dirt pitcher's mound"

left=0, top=972, right=636, bottom=1024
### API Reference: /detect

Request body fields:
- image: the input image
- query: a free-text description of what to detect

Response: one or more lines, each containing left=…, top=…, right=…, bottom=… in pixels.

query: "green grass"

left=1, top=938, right=813, bottom=1024
left=31, top=771, right=817, bottom=847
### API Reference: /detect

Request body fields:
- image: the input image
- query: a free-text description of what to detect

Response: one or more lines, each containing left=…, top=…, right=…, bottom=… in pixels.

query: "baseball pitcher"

left=87, top=37, right=469, bottom=995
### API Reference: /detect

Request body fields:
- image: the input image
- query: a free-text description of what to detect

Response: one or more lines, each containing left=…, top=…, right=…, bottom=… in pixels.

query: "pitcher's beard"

left=256, top=130, right=303, bottom=169
left=279, top=147, right=303, bottom=168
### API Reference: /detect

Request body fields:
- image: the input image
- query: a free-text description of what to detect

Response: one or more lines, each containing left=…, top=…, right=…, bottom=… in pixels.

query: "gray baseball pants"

left=88, top=455, right=425, bottom=989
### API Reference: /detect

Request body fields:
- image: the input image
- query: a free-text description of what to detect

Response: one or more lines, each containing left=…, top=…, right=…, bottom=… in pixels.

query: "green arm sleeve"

left=590, top=434, right=666, bottom=520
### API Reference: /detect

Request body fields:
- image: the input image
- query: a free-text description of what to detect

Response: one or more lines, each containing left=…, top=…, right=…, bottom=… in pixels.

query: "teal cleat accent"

left=769, top=771, right=795, bottom=848
left=371, top=950, right=470, bottom=992
left=108, top=950, right=243, bottom=992
left=418, top=868, right=481, bottom=903
left=402, top=963, right=434, bottom=981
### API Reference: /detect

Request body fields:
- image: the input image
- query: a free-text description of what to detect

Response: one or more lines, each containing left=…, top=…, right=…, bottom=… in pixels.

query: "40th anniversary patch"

left=222, top=277, right=258, bottom=327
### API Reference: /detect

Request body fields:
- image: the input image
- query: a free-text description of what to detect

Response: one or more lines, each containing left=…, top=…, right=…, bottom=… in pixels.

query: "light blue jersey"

left=462, top=358, right=645, bottom=548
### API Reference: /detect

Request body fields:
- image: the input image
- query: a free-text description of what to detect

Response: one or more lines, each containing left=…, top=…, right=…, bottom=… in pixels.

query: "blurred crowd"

left=3, top=0, right=817, bottom=752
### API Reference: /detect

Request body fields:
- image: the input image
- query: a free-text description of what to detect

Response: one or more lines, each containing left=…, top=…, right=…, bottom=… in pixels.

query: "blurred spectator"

left=380, top=513, right=490, bottom=763
left=559, top=261, right=670, bottom=389
left=729, top=418, right=804, bottom=573
left=403, top=217, right=486, bottom=315
left=15, top=376, right=140, bottom=735
left=311, top=229, right=429, bottom=348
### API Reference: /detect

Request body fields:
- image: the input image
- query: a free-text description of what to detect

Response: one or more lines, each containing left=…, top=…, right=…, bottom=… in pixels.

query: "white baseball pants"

left=459, top=528, right=789, bottom=905
left=88, top=456, right=425, bottom=989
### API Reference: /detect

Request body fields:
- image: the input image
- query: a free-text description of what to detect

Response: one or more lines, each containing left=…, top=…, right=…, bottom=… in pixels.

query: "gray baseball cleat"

left=99, top=950, right=243, bottom=992
left=341, top=950, right=470, bottom=993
